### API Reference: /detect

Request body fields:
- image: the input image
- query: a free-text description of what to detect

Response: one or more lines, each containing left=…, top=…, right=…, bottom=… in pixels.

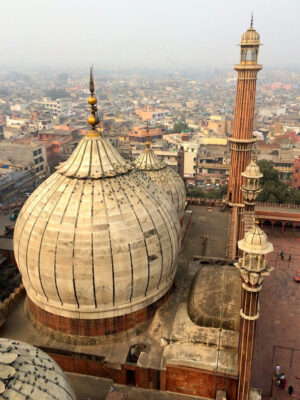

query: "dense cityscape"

left=0, top=67, right=300, bottom=206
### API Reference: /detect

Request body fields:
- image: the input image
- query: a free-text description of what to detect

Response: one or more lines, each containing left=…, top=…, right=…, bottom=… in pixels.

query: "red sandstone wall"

left=165, top=364, right=238, bottom=399
left=135, top=366, right=159, bottom=390
left=41, top=349, right=237, bottom=398
left=48, top=352, right=126, bottom=384
left=28, top=288, right=171, bottom=336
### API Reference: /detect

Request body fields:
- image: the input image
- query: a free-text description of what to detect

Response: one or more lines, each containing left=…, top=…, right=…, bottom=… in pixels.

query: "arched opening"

left=126, top=344, right=147, bottom=364
left=246, top=49, right=252, bottom=61
left=252, top=49, right=257, bottom=61
left=241, top=50, right=247, bottom=61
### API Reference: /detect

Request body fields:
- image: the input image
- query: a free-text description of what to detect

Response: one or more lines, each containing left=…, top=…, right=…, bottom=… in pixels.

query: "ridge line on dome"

left=109, top=176, right=134, bottom=303
left=126, top=174, right=164, bottom=291
left=99, top=178, right=116, bottom=306
left=117, top=174, right=151, bottom=297
left=56, top=139, right=85, bottom=174
left=24, top=174, right=67, bottom=296
left=64, top=140, right=88, bottom=178
left=37, top=175, right=73, bottom=302
left=15, top=173, right=57, bottom=266
left=88, top=139, right=93, bottom=177
left=101, top=139, right=123, bottom=173
left=95, top=139, right=105, bottom=178
left=71, top=179, right=86, bottom=308
left=90, top=181, right=97, bottom=308
left=136, top=174, right=178, bottom=281
left=53, top=179, right=78, bottom=306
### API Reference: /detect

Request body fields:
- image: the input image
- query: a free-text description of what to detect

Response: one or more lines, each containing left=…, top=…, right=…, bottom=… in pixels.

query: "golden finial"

left=87, top=66, right=100, bottom=138
left=255, top=219, right=260, bottom=226
left=145, top=121, right=151, bottom=150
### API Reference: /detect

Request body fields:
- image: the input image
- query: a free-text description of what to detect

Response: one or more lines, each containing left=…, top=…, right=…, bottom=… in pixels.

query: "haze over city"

left=1, top=0, right=300, bottom=70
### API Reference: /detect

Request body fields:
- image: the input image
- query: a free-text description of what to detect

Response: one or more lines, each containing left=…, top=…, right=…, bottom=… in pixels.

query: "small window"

left=296, top=169, right=299, bottom=173
left=39, top=156, right=43, bottom=162
left=35, top=167, right=39, bottom=173
left=33, top=150, right=38, bottom=156
left=40, top=165, right=44, bottom=171
left=34, top=158, right=39, bottom=165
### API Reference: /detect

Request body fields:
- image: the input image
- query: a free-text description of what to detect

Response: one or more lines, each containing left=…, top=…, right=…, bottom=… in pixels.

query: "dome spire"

left=250, top=12, right=253, bottom=28
left=87, top=66, right=100, bottom=138
left=145, top=121, right=151, bottom=150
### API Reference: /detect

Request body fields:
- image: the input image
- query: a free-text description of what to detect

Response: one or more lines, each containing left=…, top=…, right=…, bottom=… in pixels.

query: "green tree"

left=257, top=159, right=300, bottom=205
left=173, top=122, right=189, bottom=133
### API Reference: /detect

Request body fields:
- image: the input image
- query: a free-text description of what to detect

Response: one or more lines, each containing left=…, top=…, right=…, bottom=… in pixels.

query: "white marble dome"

left=242, top=159, right=263, bottom=180
left=0, top=338, right=75, bottom=399
left=238, top=223, right=273, bottom=255
left=133, top=146, right=186, bottom=219
left=13, top=133, right=180, bottom=320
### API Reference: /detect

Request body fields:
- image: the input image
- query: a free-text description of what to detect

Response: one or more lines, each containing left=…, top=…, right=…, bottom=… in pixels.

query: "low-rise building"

left=0, top=140, right=49, bottom=182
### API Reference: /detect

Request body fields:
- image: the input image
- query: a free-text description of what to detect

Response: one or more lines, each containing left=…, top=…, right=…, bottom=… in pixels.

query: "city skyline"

left=1, top=0, right=299, bottom=70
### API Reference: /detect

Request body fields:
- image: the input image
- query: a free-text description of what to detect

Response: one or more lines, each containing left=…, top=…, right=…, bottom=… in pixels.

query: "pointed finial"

left=250, top=12, right=253, bottom=28
left=87, top=66, right=100, bottom=137
left=145, top=121, right=150, bottom=150
left=89, top=66, right=95, bottom=94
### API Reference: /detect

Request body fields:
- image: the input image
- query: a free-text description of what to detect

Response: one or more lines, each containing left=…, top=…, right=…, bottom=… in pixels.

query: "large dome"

left=0, top=338, right=76, bottom=399
left=13, top=77, right=180, bottom=333
left=14, top=134, right=180, bottom=322
left=133, top=144, right=186, bottom=219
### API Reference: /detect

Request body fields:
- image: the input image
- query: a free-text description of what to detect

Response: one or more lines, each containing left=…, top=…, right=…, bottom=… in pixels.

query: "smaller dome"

left=238, top=223, right=273, bottom=255
left=133, top=147, right=186, bottom=219
left=241, top=27, right=260, bottom=46
left=0, top=338, right=76, bottom=399
left=242, top=159, right=263, bottom=179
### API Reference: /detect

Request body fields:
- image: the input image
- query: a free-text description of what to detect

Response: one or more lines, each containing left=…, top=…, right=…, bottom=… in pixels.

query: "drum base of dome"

left=26, top=286, right=172, bottom=342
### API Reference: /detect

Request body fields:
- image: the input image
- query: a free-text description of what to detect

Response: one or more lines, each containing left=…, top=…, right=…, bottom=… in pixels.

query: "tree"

left=173, top=122, right=189, bottom=133
left=257, top=159, right=300, bottom=205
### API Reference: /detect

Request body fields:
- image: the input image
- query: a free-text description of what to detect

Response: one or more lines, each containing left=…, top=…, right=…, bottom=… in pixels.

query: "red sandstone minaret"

left=227, top=18, right=262, bottom=259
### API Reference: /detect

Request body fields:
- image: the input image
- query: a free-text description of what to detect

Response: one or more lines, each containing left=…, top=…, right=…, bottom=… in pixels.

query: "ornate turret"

left=235, top=221, right=273, bottom=400
left=240, top=14, right=261, bottom=61
left=241, top=156, right=263, bottom=232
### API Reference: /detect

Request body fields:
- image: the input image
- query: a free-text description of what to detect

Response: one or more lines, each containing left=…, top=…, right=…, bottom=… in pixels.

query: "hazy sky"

left=0, top=0, right=299, bottom=70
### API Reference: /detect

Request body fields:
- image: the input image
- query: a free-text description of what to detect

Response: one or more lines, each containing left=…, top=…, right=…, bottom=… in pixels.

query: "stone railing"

left=187, top=197, right=223, bottom=207
left=256, top=202, right=300, bottom=209
left=187, top=198, right=300, bottom=210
